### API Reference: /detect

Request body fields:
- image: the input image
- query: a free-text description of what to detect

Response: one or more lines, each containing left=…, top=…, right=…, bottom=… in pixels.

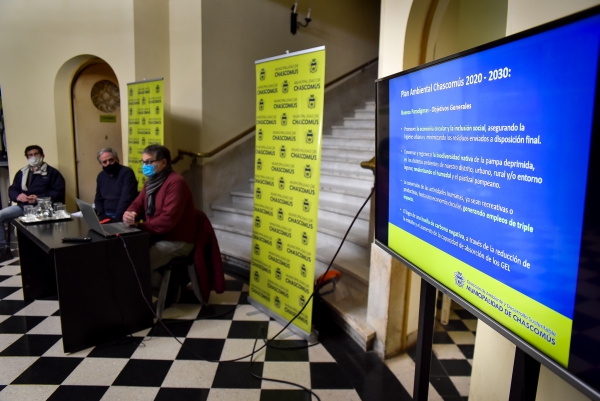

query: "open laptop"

left=75, top=198, right=141, bottom=237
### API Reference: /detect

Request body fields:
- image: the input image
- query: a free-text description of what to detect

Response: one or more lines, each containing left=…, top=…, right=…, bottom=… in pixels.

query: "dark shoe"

left=0, top=246, right=13, bottom=262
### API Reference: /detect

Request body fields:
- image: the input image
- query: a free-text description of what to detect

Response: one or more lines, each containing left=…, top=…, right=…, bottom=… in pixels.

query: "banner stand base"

left=248, top=296, right=318, bottom=343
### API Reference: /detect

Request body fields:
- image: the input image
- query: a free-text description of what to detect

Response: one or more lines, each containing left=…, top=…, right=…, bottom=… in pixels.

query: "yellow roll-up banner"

left=249, top=47, right=326, bottom=336
left=127, top=79, right=164, bottom=190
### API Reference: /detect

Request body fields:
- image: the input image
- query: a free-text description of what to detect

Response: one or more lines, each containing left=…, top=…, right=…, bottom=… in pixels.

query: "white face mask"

left=28, top=156, right=43, bottom=167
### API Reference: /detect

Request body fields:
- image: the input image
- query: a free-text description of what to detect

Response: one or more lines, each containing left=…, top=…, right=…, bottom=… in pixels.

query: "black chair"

left=155, top=250, right=208, bottom=319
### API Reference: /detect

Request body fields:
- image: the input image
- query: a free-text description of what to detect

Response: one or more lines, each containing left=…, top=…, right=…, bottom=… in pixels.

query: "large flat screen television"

left=375, top=6, right=600, bottom=399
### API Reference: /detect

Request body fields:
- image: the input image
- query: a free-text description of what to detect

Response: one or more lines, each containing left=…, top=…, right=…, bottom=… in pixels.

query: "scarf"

left=145, top=165, right=172, bottom=217
left=20, top=163, right=48, bottom=191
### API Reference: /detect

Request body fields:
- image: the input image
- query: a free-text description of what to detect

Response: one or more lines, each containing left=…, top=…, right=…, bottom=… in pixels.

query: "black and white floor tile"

left=385, top=301, right=477, bottom=401
left=0, top=241, right=477, bottom=401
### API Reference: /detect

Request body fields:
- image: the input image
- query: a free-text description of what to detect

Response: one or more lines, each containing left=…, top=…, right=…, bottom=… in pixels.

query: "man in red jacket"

left=123, top=145, right=196, bottom=291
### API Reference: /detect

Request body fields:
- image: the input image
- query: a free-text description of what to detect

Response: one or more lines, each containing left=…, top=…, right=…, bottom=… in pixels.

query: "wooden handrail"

left=172, top=57, right=378, bottom=164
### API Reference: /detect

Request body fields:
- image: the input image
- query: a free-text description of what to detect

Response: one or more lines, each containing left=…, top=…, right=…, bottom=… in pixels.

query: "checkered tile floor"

left=0, top=241, right=477, bottom=400
left=385, top=301, right=477, bottom=401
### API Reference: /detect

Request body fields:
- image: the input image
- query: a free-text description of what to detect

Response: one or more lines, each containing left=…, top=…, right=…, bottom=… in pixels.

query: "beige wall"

left=0, top=0, right=137, bottom=208
left=200, top=0, right=381, bottom=153
left=169, top=0, right=203, bottom=158
left=469, top=1, right=600, bottom=400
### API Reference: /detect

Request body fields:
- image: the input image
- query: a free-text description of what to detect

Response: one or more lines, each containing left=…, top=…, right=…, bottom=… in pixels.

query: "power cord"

left=118, top=187, right=374, bottom=396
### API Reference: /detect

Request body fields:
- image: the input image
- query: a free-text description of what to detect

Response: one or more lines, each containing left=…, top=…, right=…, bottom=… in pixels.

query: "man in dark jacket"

left=1, top=145, right=65, bottom=260
left=94, top=148, right=138, bottom=222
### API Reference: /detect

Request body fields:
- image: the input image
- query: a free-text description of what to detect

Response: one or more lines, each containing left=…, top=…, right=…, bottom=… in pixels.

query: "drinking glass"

left=54, top=203, right=67, bottom=218
left=24, top=205, right=36, bottom=222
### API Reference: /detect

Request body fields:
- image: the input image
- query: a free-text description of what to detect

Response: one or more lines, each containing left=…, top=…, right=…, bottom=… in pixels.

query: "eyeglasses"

left=142, top=159, right=161, bottom=165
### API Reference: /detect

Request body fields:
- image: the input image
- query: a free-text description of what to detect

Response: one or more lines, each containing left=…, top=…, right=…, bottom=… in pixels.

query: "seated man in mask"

left=94, top=147, right=138, bottom=222
left=0, top=145, right=65, bottom=260
left=123, top=145, right=196, bottom=291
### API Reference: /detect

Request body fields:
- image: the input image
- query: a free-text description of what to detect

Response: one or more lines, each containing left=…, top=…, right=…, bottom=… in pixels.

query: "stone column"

left=367, top=243, right=412, bottom=359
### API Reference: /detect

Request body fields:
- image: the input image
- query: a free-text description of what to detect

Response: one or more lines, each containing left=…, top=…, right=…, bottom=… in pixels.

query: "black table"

left=14, top=217, right=154, bottom=353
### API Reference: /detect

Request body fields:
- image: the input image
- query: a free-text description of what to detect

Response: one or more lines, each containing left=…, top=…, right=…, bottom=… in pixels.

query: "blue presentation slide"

left=388, top=15, right=600, bottom=319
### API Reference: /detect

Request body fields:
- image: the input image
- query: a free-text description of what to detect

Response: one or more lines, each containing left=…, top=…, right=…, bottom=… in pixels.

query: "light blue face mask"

left=142, top=164, right=155, bottom=178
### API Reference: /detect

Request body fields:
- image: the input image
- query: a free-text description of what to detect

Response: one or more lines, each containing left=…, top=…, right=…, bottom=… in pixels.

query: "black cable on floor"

left=119, top=186, right=373, bottom=363
left=250, top=326, right=321, bottom=401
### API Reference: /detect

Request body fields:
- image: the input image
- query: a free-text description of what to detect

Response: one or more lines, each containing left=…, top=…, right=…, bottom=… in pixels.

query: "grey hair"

left=97, top=148, right=119, bottom=163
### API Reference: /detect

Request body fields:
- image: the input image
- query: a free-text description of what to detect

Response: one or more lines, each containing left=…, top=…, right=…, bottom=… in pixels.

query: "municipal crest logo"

left=129, top=88, right=133, bottom=96
left=276, top=238, right=283, bottom=251
left=282, top=80, right=289, bottom=93
left=454, top=271, right=465, bottom=288
left=260, top=68, right=266, bottom=81
left=275, top=267, right=282, bottom=280
left=254, top=270, right=260, bottom=282
left=258, top=129, right=263, bottom=141
left=305, top=130, right=314, bottom=144
left=155, top=106, right=160, bottom=114
left=302, top=232, right=309, bottom=246
left=299, top=295, right=306, bottom=307
left=300, top=264, right=307, bottom=277
left=254, top=244, right=261, bottom=255
left=256, top=187, right=262, bottom=199
left=304, top=164, right=312, bottom=178
left=274, top=296, right=281, bottom=308
left=155, top=127, right=160, bottom=136
left=155, top=84, right=160, bottom=94
left=142, top=137, right=146, bottom=145
left=278, top=177, right=285, bottom=190
left=142, top=97, right=146, bottom=105
left=257, top=158, right=262, bottom=170
left=277, top=208, right=284, bottom=221
left=142, top=117, right=146, bottom=125
left=281, top=113, right=288, bottom=126
left=280, top=145, right=286, bottom=158
left=308, top=94, right=316, bottom=109
left=259, top=99, right=264, bottom=111
left=302, top=198, right=310, bottom=212
left=254, top=216, right=261, bottom=228
left=310, top=58, right=318, bottom=73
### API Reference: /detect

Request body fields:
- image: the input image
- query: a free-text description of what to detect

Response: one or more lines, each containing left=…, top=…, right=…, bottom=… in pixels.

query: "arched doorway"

left=72, top=62, right=122, bottom=203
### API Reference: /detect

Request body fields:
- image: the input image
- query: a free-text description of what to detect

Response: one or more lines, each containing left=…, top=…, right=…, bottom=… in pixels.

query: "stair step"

left=324, top=135, right=374, bottom=149
left=329, top=127, right=375, bottom=138
left=212, top=202, right=253, bottom=216
left=322, top=153, right=371, bottom=163
left=316, top=244, right=370, bottom=284
left=322, top=144, right=375, bottom=155
left=364, top=101, right=375, bottom=111
left=318, top=218, right=369, bottom=248
left=230, top=190, right=254, bottom=206
left=320, top=169, right=373, bottom=188
left=342, top=117, right=375, bottom=128
left=319, top=279, right=375, bottom=351
left=319, top=198, right=370, bottom=221
left=353, top=109, right=375, bottom=119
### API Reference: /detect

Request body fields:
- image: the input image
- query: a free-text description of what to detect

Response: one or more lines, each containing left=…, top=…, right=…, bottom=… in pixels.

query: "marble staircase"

left=211, top=101, right=376, bottom=349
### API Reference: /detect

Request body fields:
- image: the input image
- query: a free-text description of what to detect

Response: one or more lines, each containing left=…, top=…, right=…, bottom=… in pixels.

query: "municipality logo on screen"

left=454, top=271, right=465, bottom=288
